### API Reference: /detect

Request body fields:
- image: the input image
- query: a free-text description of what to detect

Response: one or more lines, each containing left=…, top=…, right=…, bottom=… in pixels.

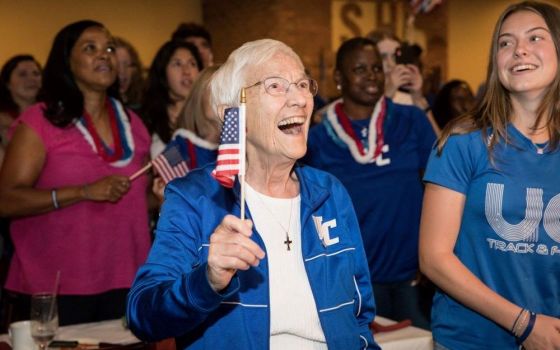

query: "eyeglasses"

left=245, top=77, right=318, bottom=97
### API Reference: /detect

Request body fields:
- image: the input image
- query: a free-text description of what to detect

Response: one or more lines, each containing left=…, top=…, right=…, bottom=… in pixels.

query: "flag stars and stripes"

left=212, top=107, right=242, bottom=188
left=152, top=145, right=189, bottom=184
left=221, top=110, right=239, bottom=144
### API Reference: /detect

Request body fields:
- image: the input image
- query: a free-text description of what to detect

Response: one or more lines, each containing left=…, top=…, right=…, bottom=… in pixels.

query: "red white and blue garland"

left=325, top=96, right=387, bottom=164
left=75, top=98, right=135, bottom=167
left=172, top=128, right=218, bottom=151
left=172, top=128, right=218, bottom=169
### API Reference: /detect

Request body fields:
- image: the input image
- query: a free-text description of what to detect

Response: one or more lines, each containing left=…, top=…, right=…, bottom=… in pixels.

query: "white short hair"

left=210, top=39, right=304, bottom=114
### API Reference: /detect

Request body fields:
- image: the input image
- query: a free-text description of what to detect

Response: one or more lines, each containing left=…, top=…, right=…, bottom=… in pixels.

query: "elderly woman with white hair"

left=126, top=39, right=379, bottom=350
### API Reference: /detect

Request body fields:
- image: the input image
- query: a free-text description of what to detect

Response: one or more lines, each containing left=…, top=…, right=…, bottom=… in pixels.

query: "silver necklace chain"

left=253, top=190, right=295, bottom=251
left=533, top=142, right=547, bottom=154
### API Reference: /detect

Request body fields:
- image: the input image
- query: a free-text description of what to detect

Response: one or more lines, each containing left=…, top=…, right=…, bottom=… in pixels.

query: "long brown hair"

left=437, top=1, right=560, bottom=157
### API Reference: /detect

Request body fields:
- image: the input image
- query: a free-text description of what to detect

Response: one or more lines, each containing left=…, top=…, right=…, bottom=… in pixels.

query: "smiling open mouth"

left=512, top=64, right=537, bottom=72
left=278, top=117, right=305, bottom=134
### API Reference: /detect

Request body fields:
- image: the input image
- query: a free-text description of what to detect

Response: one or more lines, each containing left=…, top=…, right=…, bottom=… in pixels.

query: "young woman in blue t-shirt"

left=420, top=2, right=560, bottom=349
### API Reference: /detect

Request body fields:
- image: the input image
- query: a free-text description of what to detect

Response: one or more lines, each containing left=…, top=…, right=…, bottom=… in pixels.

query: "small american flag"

left=152, top=145, right=189, bottom=184
left=212, top=107, right=245, bottom=188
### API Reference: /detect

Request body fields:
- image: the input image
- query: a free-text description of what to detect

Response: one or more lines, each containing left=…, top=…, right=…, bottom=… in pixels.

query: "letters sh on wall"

left=331, top=0, right=410, bottom=52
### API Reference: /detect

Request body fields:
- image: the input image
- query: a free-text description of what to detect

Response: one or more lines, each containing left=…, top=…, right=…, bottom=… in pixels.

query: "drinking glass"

left=30, top=293, right=58, bottom=350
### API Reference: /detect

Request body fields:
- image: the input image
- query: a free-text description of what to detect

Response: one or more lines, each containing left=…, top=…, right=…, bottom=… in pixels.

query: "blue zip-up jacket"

left=126, top=163, right=380, bottom=350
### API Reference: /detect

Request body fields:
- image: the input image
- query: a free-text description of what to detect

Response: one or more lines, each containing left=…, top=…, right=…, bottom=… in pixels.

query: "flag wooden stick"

left=239, top=88, right=247, bottom=220
left=129, top=162, right=152, bottom=181
left=240, top=174, right=246, bottom=220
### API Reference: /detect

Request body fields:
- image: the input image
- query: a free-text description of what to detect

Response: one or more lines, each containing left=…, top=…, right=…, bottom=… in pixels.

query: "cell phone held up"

left=395, top=44, right=420, bottom=66
left=394, top=43, right=422, bottom=92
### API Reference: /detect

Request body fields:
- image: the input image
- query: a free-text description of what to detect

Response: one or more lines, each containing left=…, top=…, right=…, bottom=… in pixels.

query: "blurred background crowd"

left=0, top=0, right=554, bottom=336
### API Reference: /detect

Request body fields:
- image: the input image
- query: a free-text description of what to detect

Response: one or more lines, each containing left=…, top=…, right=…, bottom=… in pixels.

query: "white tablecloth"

left=375, top=316, right=433, bottom=350
left=2, top=317, right=432, bottom=349
left=54, top=319, right=139, bottom=345
left=0, top=319, right=139, bottom=346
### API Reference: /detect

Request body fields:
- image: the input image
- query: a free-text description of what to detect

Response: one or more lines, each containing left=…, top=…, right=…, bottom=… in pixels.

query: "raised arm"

left=127, top=181, right=265, bottom=341
left=406, top=65, right=440, bottom=137
left=384, top=64, right=440, bottom=136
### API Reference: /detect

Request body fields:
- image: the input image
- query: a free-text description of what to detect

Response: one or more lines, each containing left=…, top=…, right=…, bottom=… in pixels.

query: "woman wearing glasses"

left=305, top=37, right=436, bottom=329
left=127, top=39, right=380, bottom=350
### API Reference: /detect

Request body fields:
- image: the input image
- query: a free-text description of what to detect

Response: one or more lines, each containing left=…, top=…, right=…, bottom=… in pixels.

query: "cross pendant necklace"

left=254, top=190, right=295, bottom=251
left=284, top=234, right=293, bottom=251
left=274, top=198, right=294, bottom=251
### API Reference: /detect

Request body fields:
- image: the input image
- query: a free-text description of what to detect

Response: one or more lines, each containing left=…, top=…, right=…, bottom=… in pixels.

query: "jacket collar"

left=230, top=163, right=330, bottom=219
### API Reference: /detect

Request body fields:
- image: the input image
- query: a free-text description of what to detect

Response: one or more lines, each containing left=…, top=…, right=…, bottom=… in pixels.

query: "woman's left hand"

left=83, top=175, right=130, bottom=202
left=521, top=314, right=560, bottom=350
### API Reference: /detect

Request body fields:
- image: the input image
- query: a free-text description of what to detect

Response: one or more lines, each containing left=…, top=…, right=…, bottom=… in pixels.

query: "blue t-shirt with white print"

left=305, top=99, right=436, bottom=283
left=423, top=125, right=560, bottom=349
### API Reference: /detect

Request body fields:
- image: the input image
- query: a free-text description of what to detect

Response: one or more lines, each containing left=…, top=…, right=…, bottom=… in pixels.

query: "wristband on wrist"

left=51, top=189, right=59, bottom=209
left=423, top=106, right=432, bottom=113
left=515, top=309, right=530, bottom=337
left=517, top=311, right=536, bottom=344
left=511, top=308, right=526, bottom=334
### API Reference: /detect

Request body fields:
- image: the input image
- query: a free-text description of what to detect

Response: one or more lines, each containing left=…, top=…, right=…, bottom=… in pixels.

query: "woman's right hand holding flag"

left=206, top=215, right=265, bottom=292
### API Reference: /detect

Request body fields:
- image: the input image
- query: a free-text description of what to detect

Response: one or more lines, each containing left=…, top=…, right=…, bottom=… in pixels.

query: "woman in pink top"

left=0, top=20, right=151, bottom=326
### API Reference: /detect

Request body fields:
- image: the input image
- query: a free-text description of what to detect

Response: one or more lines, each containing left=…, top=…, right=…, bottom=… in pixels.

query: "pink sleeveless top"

left=6, top=102, right=151, bottom=295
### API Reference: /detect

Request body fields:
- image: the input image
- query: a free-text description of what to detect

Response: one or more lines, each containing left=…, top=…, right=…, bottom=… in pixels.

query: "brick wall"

left=203, top=0, right=333, bottom=97
left=203, top=0, right=447, bottom=99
